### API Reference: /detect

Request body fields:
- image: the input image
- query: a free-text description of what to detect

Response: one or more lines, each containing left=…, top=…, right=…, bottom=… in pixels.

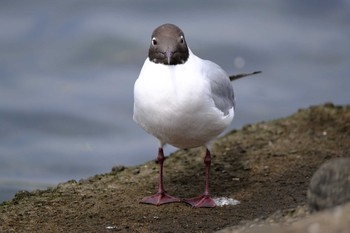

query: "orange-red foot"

left=140, top=192, right=181, bottom=206
left=183, top=195, right=216, bottom=208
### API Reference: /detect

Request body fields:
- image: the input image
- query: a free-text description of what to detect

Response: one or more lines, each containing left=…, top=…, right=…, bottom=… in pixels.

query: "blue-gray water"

left=1, top=1, right=349, bottom=202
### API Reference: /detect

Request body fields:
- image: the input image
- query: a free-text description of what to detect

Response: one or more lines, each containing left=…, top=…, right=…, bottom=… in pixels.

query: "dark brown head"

left=148, top=23, right=189, bottom=65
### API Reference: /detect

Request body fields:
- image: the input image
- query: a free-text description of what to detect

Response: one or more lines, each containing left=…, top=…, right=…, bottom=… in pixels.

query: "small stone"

left=111, top=166, right=126, bottom=173
left=132, top=169, right=140, bottom=175
left=307, top=157, right=350, bottom=212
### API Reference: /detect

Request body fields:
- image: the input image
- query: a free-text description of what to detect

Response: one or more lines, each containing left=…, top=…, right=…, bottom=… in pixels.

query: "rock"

left=217, top=202, right=350, bottom=233
left=307, top=157, right=350, bottom=212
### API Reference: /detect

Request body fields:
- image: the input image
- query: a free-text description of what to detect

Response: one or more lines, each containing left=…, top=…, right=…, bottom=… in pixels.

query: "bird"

left=133, top=23, right=259, bottom=208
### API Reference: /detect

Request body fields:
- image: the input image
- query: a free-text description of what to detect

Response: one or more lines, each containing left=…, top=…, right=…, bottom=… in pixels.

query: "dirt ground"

left=1, top=103, right=349, bottom=233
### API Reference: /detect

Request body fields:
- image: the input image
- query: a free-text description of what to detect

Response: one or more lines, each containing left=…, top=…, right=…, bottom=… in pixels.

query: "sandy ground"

left=1, top=103, right=349, bottom=232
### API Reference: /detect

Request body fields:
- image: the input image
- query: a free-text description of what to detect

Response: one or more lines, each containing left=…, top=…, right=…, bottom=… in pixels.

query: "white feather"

left=133, top=49, right=234, bottom=149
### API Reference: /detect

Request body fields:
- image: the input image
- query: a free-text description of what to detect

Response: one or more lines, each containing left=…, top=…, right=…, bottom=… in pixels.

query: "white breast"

left=133, top=50, right=234, bottom=149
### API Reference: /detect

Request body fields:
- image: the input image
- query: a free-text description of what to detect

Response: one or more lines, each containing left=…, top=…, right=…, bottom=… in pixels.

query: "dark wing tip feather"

left=229, top=71, right=262, bottom=81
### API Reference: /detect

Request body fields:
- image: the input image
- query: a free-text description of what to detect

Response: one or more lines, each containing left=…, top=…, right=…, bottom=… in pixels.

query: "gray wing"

left=205, top=60, right=235, bottom=116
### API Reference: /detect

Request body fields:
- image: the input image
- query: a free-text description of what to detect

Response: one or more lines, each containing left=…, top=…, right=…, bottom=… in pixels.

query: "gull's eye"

left=180, top=35, right=184, bottom=44
left=151, top=37, right=157, bottom=46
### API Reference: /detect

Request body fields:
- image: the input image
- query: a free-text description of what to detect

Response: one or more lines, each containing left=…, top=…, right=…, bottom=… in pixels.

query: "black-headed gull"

left=133, top=23, right=257, bottom=208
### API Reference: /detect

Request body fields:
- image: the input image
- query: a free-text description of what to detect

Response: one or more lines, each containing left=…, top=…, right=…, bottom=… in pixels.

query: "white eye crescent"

left=180, top=35, right=184, bottom=44
left=152, top=37, right=157, bottom=46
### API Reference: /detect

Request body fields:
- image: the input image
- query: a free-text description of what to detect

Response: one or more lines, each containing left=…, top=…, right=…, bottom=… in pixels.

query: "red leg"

left=140, top=147, right=180, bottom=205
left=183, top=148, right=216, bottom=208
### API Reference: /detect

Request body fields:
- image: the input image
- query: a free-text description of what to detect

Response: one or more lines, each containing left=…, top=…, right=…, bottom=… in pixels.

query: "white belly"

left=133, top=59, right=233, bottom=149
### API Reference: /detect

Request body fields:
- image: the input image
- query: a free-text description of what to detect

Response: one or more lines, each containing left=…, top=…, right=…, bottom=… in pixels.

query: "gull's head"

left=148, top=23, right=189, bottom=65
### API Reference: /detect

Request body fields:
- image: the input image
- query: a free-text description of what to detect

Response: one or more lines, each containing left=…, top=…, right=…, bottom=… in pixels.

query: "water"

left=1, top=0, right=349, bottom=202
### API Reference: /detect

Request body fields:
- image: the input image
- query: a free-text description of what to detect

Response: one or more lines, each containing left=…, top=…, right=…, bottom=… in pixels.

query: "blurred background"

left=0, top=0, right=349, bottom=202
